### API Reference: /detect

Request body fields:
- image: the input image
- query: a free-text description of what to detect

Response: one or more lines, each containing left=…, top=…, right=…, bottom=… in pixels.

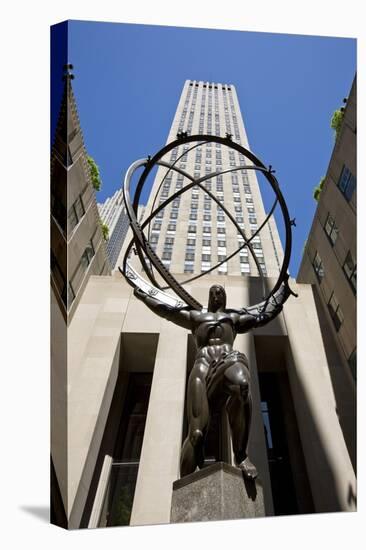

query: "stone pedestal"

left=170, top=462, right=265, bottom=523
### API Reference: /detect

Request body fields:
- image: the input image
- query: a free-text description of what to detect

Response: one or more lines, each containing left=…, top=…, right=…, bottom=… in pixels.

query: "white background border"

left=1, top=1, right=364, bottom=548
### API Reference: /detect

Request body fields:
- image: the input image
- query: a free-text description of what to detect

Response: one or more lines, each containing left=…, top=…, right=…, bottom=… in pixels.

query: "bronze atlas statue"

left=119, top=134, right=296, bottom=480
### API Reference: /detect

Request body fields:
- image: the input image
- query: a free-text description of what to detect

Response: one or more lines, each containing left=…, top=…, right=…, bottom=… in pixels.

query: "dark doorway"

left=99, top=373, right=152, bottom=527
left=259, top=372, right=298, bottom=515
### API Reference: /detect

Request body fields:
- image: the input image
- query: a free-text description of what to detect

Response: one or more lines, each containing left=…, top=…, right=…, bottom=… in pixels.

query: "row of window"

left=182, top=264, right=252, bottom=276
left=52, top=237, right=96, bottom=310
left=322, top=211, right=356, bottom=294
left=189, top=82, right=233, bottom=92
left=312, top=256, right=356, bottom=370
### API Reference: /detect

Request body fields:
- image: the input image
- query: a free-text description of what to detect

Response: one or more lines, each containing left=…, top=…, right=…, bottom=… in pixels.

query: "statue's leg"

left=180, top=360, right=209, bottom=478
left=224, top=362, right=258, bottom=479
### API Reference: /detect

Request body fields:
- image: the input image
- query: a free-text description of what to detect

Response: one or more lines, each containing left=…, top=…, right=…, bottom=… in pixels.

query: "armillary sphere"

left=119, top=133, right=293, bottom=311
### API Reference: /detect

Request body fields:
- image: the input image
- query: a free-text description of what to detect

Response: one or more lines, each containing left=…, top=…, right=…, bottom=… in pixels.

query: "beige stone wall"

left=283, top=282, right=356, bottom=512
left=67, top=275, right=129, bottom=527
left=51, top=287, right=68, bottom=515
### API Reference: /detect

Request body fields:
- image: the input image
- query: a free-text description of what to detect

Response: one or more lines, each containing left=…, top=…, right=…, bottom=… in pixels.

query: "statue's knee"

left=225, top=364, right=250, bottom=398
left=189, top=428, right=203, bottom=446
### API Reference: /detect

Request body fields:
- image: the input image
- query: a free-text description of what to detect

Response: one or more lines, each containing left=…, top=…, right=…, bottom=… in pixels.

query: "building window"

left=337, top=165, right=356, bottom=201
left=239, top=256, right=249, bottom=264
left=69, top=240, right=95, bottom=299
left=202, top=254, right=211, bottom=262
left=240, top=264, right=251, bottom=274
left=324, top=214, right=339, bottom=246
left=343, top=251, right=356, bottom=294
left=188, top=225, right=197, bottom=233
left=51, top=250, right=67, bottom=307
left=68, top=194, right=85, bottom=232
left=67, top=283, right=75, bottom=308
left=81, top=241, right=95, bottom=270
left=184, top=263, right=194, bottom=274
left=327, top=292, right=344, bottom=332
left=162, top=251, right=172, bottom=261
left=312, top=252, right=324, bottom=282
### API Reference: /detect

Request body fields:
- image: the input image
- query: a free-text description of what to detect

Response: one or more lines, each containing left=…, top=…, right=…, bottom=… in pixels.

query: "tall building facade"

left=51, top=68, right=111, bottom=322
left=57, top=79, right=356, bottom=529
left=51, top=64, right=111, bottom=527
left=297, top=77, right=356, bottom=468
left=143, top=80, right=283, bottom=279
left=98, top=189, right=130, bottom=269
left=98, top=192, right=146, bottom=269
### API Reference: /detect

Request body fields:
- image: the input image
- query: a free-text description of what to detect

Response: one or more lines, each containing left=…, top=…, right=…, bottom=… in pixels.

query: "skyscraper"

left=141, top=80, right=283, bottom=280
left=98, top=189, right=130, bottom=269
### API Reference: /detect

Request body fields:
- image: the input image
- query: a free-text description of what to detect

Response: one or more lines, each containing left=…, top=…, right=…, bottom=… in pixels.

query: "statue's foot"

left=237, top=457, right=258, bottom=480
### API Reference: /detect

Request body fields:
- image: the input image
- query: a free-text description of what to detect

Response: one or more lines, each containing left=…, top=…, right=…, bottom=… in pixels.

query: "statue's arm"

left=133, top=287, right=192, bottom=330
left=236, top=274, right=297, bottom=332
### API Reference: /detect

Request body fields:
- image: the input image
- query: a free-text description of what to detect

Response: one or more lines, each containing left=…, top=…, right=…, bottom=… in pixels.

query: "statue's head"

left=208, top=284, right=227, bottom=312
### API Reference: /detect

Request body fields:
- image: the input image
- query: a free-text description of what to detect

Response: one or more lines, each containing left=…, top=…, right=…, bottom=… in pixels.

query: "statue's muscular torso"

left=190, top=310, right=243, bottom=366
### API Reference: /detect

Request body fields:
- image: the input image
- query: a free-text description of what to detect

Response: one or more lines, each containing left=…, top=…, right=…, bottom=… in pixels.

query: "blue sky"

left=58, top=20, right=356, bottom=276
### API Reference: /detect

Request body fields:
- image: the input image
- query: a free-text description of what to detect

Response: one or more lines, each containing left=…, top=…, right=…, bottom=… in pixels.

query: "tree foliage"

left=330, top=109, right=344, bottom=139
left=101, top=221, right=109, bottom=241
left=313, top=176, right=325, bottom=202
left=87, top=155, right=102, bottom=191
